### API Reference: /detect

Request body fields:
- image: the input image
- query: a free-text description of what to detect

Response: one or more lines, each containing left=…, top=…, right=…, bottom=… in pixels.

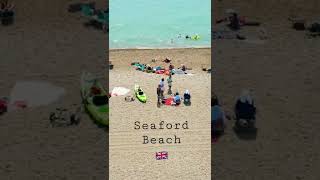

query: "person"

left=181, top=64, right=186, bottom=71
left=163, top=58, right=171, bottom=63
left=183, top=90, right=191, bottom=100
left=167, top=74, right=173, bottom=94
left=169, top=63, right=174, bottom=71
left=156, top=85, right=161, bottom=105
left=173, top=92, right=181, bottom=105
left=146, top=64, right=152, bottom=72
left=159, top=78, right=165, bottom=100
left=212, top=94, right=219, bottom=106
left=183, top=90, right=191, bottom=105
left=0, top=0, right=14, bottom=25
left=234, top=90, right=256, bottom=127
left=212, top=103, right=226, bottom=138
left=185, top=35, right=190, bottom=39
left=229, top=13, right=240, bottom=30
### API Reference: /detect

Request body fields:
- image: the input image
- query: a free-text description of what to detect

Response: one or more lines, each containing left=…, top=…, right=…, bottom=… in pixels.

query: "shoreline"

left=109, top=46, right=211, bottom=51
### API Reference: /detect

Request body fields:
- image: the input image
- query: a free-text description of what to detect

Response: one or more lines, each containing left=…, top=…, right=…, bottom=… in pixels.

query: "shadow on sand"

left=233, top=126, right=258, bottom=140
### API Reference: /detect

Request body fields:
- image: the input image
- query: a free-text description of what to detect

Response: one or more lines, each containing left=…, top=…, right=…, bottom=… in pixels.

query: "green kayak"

left=134, top=84, right=147, bottom=103
left=81, top=72, right=109, bottom=126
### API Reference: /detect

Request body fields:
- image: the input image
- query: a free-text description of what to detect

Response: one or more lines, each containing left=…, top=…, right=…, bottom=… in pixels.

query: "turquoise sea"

left=109, top=0, right=211, bottom=49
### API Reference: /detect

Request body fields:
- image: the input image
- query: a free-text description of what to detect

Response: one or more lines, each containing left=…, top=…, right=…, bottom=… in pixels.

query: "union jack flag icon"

left=156, top=151, right=168, bottom=160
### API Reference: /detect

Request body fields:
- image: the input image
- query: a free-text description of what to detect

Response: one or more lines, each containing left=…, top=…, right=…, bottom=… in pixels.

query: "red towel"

left=164, top=97, right=173, bottom=105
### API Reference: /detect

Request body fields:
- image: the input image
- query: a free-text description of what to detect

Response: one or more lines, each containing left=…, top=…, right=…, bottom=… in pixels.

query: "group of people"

left=0, top=0, right=14, bottom=25
left=156, top=75, right=191, bottom=106
left=211, top=90, right=257, bottom=141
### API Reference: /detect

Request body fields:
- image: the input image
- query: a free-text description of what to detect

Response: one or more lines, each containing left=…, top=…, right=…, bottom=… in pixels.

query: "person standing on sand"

left=167, top=74, right=173, bottom=95
left=159, top=78, right=165, bottom=100
left=156, top=85, right=161, bottom=105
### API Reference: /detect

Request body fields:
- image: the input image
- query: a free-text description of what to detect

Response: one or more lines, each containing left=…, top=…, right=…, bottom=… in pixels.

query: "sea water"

left=109, top=0, right=211, bottom=49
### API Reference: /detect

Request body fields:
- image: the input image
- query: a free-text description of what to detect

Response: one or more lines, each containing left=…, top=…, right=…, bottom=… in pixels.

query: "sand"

left=213, top=0, right=320, bottom=179
left=0, top=0, right=107, bottom=179
left=109, top=48, right=211, bottom=180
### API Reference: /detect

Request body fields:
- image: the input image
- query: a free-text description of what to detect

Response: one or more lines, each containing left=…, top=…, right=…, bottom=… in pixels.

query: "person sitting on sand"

left=212, top=102, right=226, bottom=137
left=146, top=64, right=152, bottom=71
left=169, top=63, right=174, bottom=71
left=163, top=58, right=171, bottom=63
left=180, top=64, right=186, bottom=71
left=183, top=90, right=191, bottom=101
left=183, top=90, right=191, bottom=105
left=135, top=86, right=143, bottom=96
left=173, top=92, right=181, bottom=105
left=234, top=90, right=256, bottom=126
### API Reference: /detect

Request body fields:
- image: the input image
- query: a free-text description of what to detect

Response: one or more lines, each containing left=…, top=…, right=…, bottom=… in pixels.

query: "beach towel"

left=156, top=70, right=165, bottom=74
left=111, top=87, right=130, bottom=96
left=164, top=97, right=173, bottom=106
left=174, top=69, right=186, bottom=75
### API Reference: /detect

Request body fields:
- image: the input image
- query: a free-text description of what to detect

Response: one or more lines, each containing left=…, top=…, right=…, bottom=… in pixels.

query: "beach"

left=109, top=48, right=211, bottom=180
left=0, top=0, right=107, bottom=179
left=213, top=0, right=320, bottom=179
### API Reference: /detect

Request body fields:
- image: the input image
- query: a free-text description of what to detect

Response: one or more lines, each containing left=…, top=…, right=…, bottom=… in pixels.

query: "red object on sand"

left=164, top=97, right=173, bottom=105
left=156, top=70, right=165, bottom=74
